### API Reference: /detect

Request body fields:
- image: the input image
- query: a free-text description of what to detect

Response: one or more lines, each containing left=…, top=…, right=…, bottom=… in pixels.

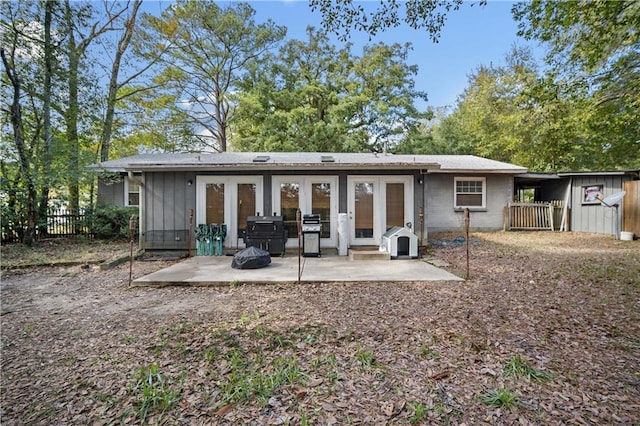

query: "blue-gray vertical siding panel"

left=571, top=176, right=623, bottom=235
left=425, top=174, right=514, bottom=232
left=338, top=172, right=348, bottom=213
left=143, top=171, right=197, bottom=250
left=262, top=172, right=272, bottom=216
left=97, top=178, right=124, bottom=206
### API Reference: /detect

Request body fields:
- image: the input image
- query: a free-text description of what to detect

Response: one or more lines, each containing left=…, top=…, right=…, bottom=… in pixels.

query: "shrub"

left=89, top=205, right=138, bottom=240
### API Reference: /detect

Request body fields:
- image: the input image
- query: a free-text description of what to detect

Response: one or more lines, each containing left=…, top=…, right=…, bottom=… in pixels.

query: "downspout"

left=128, top=171, right=144, bottom=250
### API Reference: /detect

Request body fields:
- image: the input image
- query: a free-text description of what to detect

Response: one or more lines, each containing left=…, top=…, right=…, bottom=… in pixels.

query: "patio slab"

left=133, top=254, right=463, bottom=286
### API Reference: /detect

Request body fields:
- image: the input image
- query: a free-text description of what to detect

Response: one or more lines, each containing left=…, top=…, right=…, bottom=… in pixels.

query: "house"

left=514, top=170, right=640, bottom=237
left=89, top=152, right=527, bottom=252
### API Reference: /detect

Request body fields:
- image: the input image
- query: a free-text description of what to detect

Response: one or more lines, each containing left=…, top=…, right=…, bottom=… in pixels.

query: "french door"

left=347, top=176, right=413, bottom=246
left=196, top=176, right=263, bottom=249
left=272, top=176, right=338, bottom=247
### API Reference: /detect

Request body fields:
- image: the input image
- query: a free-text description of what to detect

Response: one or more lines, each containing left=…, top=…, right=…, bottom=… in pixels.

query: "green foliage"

left=309, top=0, right=469, bottom=43
left=130, top=363, right=181, bottom=423
left=89, top=205, right=138, bottom=240
left=408, top=402, right=429, bottom=424
left=405, top=40, right=640, bottom=171
left=480, top=387, right=517, bottom=408
left=511, top=0, right=640, bottom=171
left=503, top=354, right=555, bottom=382
left=137, top=0, right=286, bottom=152
left=215, top=348, right=303, bottom=408
left=232, top=27, right=428, bottom=153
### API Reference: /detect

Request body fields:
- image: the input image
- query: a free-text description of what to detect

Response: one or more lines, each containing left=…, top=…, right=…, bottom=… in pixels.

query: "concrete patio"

left=133, top=252, right=463, bottom=286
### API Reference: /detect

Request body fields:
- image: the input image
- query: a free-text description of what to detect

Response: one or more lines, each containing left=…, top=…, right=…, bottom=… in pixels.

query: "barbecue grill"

left=302, top=214, right=322, bottom=257
left=243, top=215, right=288, bottom=256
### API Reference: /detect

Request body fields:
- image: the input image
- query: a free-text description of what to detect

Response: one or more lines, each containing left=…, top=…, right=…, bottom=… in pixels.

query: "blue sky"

left=143, top=0, right=543, bottom=110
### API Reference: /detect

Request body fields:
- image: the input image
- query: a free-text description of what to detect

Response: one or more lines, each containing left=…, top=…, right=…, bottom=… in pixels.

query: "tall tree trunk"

left=38, top=0, right=55, bottom=235
left=213, top=77, right=227, bottom=152
left=100, top=0, right=142, bottom=162
left=64, top=0, right=80, bottom=215
left=2, top=48, right=37, bottom=245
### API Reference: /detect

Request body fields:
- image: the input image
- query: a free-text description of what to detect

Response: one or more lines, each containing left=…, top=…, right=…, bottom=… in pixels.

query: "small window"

left=454, top=177, right=486, bottom=209
left=125, top=175, right=141, bottom=207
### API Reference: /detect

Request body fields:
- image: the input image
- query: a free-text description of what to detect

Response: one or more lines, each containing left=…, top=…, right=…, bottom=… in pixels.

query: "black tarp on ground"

left=231, top=246, right=271, bottom=269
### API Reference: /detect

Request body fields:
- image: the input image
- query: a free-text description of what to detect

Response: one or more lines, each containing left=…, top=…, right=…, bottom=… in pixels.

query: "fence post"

left=464, top=208, right=470, bottom=280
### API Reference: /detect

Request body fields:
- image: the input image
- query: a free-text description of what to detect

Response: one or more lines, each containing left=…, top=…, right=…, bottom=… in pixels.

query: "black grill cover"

left=231, top=246, right=271, bottom=269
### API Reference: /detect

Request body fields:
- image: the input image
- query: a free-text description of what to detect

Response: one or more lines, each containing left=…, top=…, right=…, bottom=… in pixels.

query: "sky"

left=143, top=0, right=544, bottom=110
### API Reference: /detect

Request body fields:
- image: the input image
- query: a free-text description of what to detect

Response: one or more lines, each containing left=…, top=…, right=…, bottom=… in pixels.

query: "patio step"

left=349, top=249, right=390, bottom=261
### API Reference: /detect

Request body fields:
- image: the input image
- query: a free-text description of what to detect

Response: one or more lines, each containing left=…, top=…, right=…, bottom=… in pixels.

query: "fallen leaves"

left=1, top=232, right=639, bottom=424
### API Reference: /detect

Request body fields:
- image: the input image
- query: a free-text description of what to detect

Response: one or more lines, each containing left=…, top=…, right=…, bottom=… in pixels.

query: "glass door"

left=349, top=178, right=378, bottom=245
left=272, top=176, right=338, bottom=247
left=196, top=176, right=263, bottom=249
left=348, top=176, right=413, bottom=246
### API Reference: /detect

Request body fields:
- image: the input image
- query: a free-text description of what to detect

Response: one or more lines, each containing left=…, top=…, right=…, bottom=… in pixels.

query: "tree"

left=99, top=0, right=143, bottom=162
left=309, top=0, right=477, bottom=42
left=138, top=0, right=286, bottom=152
left=513, top=0, right=640, bottom=170
left=1, top=44, right=38, bottom=245
left=1, top=0, right=56, bottom=244
left=232, top=27, right=428, bottom=153
left=1, top=1, right=149, bottom=241
left=61, top=0, right=136, bottom=213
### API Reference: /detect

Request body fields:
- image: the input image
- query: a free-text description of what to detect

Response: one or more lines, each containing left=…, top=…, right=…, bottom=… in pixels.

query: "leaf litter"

left=1, top=231, right=638, bottom=424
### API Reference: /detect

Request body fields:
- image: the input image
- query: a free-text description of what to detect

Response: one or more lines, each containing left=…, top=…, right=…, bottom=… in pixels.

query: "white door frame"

left=272, top=175, right=339, bottom=247
left=195, top=175, right=263, bottom=248
left=347, top=175, right=414, bottom=246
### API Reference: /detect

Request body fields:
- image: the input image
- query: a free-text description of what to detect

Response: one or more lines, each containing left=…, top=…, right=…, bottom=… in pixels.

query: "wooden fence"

left=1, top=208, right=93, bottom=243
left=506, top=201, right=567, bottom=231
left=623, top=180, right=640, bottom=237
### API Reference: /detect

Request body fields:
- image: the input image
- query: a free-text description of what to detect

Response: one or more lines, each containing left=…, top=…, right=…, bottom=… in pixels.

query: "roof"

left=88, top=152, right=527, bottom=174
left=557, top=170, right=640, bottom=177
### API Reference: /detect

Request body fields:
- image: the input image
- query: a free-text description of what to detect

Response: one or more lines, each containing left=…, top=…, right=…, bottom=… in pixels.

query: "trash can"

left=302, top=214, right=321, bottom=257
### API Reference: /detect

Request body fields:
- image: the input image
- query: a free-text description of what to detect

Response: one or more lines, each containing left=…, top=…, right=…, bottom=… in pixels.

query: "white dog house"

left=380, top=226, right=419, bottom=259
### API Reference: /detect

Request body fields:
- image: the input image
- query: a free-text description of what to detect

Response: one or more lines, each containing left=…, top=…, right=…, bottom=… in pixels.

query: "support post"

left=296, top=208, right=302, bottom=283
left=464, top=208, right=470, bottom=280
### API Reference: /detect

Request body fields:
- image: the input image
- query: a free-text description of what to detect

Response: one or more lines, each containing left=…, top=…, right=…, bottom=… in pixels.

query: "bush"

left=89, top=205, right=139, bottom=240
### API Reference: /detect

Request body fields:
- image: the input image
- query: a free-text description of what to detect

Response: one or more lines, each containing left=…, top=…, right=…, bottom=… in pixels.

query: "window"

left=125, top=175, right=141, bottom=207
left=454, top=177, right=486, bottom=209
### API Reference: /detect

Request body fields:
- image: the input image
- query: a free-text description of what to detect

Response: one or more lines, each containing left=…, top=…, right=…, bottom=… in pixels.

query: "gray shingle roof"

left=88, top=152, right=527, bottom=174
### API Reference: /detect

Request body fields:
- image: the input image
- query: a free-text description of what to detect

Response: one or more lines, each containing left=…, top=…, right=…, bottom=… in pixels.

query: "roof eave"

left=427, top=168, right=527, bottom=174
left=125, top=162, right=443, bottom=172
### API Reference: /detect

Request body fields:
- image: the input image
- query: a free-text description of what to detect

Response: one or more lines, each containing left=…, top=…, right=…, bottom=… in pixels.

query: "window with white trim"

left=454, top=177, right=486, bottom=209
left=125, top=176, right=141, bottom=207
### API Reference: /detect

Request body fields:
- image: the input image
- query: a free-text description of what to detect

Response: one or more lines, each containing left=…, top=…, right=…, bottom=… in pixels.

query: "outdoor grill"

left=301, top=214, right=322, bottom=257
left=243, top=215, right=288, bottom=256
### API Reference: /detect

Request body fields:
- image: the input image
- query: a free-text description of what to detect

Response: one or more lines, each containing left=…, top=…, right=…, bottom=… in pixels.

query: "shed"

left=380, top=226, right=418, bottom=259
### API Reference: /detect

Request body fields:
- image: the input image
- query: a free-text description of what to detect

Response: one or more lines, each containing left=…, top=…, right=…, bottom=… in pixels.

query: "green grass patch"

left=214, top=347, right=304, bottom=408
left=130, top=363, right=181, bottom=423
left=480, top=387, right=517, bottom=408
left=503, top=354, right=555, bottom=382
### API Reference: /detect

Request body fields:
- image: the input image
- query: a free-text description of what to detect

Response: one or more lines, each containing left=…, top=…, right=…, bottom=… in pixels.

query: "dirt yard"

left=1, top=232, right=638, bottom=425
